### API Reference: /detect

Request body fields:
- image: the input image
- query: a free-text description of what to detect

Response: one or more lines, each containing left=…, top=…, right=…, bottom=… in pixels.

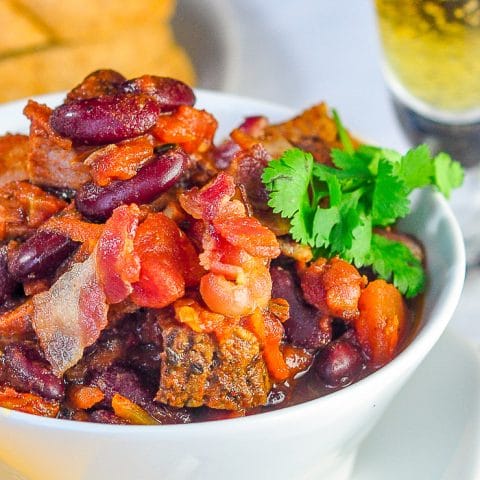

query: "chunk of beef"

left=263, top=103, right=344, bottom=164
left=156, top=325, right=270, bottom=411
left=204, top=326, right=271, bottom=411
left=24, top=100, right=92, bottom=190
left=0, top=134, right=29, bottom=186
left=156, top=325, right=214, bottom=408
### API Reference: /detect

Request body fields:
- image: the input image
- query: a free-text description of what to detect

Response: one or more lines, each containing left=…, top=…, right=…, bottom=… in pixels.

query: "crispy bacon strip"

left=32, top=254, right=108, bottom=376
left=180, top=173, right=279, bottom=318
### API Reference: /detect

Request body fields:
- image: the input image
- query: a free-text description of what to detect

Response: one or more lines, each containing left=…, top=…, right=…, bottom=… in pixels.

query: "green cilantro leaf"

left=398, top=144, right=434, bottom=191
left=366, top=234, right=425, bottom=298
left=371, top=159, right=410, bottom=226
left=434, top=152, right=464, bottom=198
left=261, top=109, right=464, bottom=297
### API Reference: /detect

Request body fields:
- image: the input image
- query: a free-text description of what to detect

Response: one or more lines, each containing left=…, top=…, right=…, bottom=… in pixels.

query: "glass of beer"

left=374, top=0, right=480, bottom=263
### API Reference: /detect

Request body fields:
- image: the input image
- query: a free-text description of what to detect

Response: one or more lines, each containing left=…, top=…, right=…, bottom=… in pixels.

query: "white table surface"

left=177, top=0, right=478, bottom=344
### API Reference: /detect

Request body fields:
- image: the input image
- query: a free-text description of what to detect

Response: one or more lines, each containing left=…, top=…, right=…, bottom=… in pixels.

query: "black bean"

left=50, top=93, right=161, bottom=145
left=314, top=335, right=365, bottom=387
left=2, top=343, right=65, bottom=400
left=270, top=265, right=331, bottom=349
left=75, top=146, right=188, bottom=221
left=7, top=231, right=78, bottom=282
left=119, top=76, right=195, bottom=111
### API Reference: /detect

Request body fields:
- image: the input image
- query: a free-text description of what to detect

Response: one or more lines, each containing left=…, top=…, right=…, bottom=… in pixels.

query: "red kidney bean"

left=89, top=409, right=128, bottom=424
left=0, top=246, right=16, bottom=304
left=127, top=343, right=161, bottom=380
left=75, top=146, right=188, bottom=221
left=119, top=76, right=195, bottom=111
left=1, top=343, right=65, bottom=400
left=50, top=93, right=161, bottom=145
left=88, top=365, right=153, bottom=407
left=270, top=265, right=331, bottom=349
left=314, top=335, right=365, bottom=387
left=7, top=231, right=78, bottom=282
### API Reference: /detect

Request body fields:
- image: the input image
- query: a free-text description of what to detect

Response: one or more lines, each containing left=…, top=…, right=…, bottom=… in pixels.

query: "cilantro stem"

left=332, top=109, right=354, bottom=155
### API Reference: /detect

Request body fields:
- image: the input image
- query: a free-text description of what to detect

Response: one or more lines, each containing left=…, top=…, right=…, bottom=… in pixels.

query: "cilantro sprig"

left=261, top=111, right=464, bottom=298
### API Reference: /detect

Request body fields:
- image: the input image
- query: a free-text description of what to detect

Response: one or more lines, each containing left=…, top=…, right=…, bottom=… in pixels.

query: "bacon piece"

left=0, top=181, right=67, bottom=241
left=0, top=134, right=29, bottom=186
left=85, top=135, right=154, bottom=187
left=32, top=254, right=108, bottom=376
left=24, top=100, right=92, bottom=189
left=151, top=105, right=217, bottom=154
left=0, top=386, right=59, bottom=418
left=96, top=204, right=141, bottom=304
left=131, top=212, right=201, bottom=308
left=179, top=171, right=236, bottom=221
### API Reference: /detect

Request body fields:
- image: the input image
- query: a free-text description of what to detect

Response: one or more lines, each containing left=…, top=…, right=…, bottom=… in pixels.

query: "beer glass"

left=375, top=0, right=480, bottom=264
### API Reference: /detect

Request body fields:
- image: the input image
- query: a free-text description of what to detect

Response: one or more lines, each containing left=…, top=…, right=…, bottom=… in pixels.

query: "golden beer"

left=375, top=0, right=480, bottom=121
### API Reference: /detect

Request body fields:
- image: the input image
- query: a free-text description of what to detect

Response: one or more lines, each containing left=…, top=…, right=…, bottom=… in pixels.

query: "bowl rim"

left=0, top=89, right=466, bottom=434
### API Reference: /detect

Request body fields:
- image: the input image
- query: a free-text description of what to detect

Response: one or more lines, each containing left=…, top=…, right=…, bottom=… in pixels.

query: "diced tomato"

left=41, top=215, right=104, bottom=244
left=96, top=204, right=141, bottom=304
left=355, top=279, right=407, bottom=367
left=131, top=213, right=201, bottom=308
left=0, top=386, right=59, bottom=418
left=67, top=385, right=104, bottom=410
left=0, top=181, right=67, bottom=241
left=301, top=257, right=366, bottom=321
left=151, top=106, right=217, bottom=154
left=86, top=135, right=154, bottom=187
left=213, top=216, right=280, bottom=259
left=244, top=309, right=289, bottom=382
left=0, top=300, right=33, bottom=338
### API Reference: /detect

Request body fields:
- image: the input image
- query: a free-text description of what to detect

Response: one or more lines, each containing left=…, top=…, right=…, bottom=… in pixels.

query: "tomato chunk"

left=151, top=106, right=217, bottom=154
left=131, top=213, right=201, bottom=308
left=355, top=279, right=407, bottom=367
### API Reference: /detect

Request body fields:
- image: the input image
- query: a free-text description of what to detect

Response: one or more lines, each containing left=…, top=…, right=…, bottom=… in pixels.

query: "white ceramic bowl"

left=0, top=91, right=466, bottom=480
